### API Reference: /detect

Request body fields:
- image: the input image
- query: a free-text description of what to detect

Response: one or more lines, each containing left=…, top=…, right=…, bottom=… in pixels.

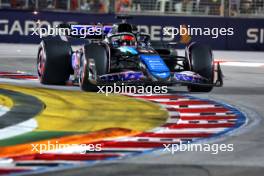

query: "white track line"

left=219, top=61, right=264, bottom=67
left=100, top=147, right=152, bottom=151
left=0, top=118, right=37, bottom=140
left=166, top=118, right=179, bottom=123
left=0, top=93, right=38, bottom=140
left=113, top=137, right=181, bottom=143
left=178, top=112, right=233, bottom=116
left=151, top=127, right=227, bottom=133
left=146, top=98, right=190, bottom=102
left=0, top=105, right=9, bottom=116
left=162, top=104, right=217, bottom=109
left=177, top=119, right=235, bottom=124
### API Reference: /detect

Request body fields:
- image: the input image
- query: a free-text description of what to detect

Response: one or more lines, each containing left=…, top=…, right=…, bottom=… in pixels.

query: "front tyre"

left=79, top=55, right=98, bottom=91
left=187, top=43, right=214, bottom=92
left=79, top=43, right=108, bottom=91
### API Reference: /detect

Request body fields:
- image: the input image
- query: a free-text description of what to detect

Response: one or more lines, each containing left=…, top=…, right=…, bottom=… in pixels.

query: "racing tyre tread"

left=187, top=43, right=214, bottom=92
left=80, top=43, right=108, bottom=91
left=37, top=39, right=72, bottom=85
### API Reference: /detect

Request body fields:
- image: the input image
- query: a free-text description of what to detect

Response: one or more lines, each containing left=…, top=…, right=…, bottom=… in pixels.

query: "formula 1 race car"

left=37, top=16, right=223, bottom=92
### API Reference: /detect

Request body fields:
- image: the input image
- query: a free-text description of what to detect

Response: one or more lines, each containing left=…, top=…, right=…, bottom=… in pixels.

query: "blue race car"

left=37, top=16, right=223, bottom=92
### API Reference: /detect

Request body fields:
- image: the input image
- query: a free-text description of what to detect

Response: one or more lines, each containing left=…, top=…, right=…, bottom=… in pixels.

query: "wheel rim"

left=79, top=55, right=86, bottom=86
left=37, top=48, right=46, bottom=81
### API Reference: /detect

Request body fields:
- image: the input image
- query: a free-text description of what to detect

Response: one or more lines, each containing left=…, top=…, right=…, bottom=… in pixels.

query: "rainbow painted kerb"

left=0, top=93, right=246, bottom=175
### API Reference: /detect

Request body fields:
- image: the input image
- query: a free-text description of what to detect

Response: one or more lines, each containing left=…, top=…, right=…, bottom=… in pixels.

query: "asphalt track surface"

left=0, top=44, right=264, bottom=176
left=0, top=89, right=43, bottom=128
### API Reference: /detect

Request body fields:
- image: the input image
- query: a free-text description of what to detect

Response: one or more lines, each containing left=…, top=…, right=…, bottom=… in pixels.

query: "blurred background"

left=0, top=0, right=263, bottom=50
left=1, top=0, right=263, bottom=17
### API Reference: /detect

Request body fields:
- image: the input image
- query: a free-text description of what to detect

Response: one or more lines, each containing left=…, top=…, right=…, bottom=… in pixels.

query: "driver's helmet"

left=118, top=34, right=136, bottom=46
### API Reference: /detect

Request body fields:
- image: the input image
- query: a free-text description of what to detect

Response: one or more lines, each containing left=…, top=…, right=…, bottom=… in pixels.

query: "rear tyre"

left=37, top=39, right=72, bottom=85
left=79, top=43, right=108, bottom=91
left=187, top=43, right=214, bottom=92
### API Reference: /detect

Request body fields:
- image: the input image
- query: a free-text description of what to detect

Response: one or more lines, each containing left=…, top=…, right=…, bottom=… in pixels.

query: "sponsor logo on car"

left=174, top=71, right=205, bottom=83
left=100, top=71, right=144, bottom=82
